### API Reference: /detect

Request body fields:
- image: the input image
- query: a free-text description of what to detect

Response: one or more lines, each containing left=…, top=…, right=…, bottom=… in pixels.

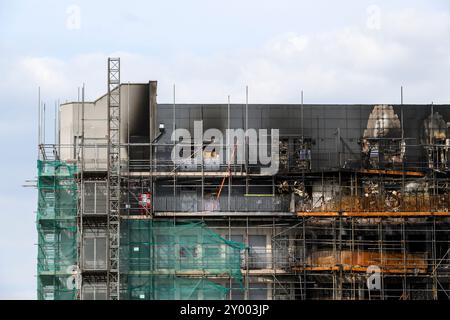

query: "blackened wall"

left=155, top=104, right=450, bottom=171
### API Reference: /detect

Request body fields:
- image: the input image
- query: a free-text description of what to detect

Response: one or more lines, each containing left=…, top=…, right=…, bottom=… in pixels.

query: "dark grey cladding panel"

left=176, top=118, right=191, bottom=131
left=326, top=118, right=346, bottom=129
left=346, top=128, right=363, bottom=139
left=157, top=103, right=450, bottom=169
left=262, top=105, right=292, bottom=119
left=321, top=107, right=345, bottom=118
left=309, top=106, right=324, bottom=118
left=201, top=105, right=226, bottom=118
left=158, top=108, right=174, bottom=119
left=248, top=118, right=262, bottom=130
left=186, top=108, right=200, bottom=119
left=173, top=105, right=191, bottom=118
left=205, top=118, right=226, bottom=130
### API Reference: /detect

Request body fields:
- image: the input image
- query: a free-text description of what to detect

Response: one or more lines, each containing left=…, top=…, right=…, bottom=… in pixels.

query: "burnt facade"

left=38, top=78, right=450, bottom=300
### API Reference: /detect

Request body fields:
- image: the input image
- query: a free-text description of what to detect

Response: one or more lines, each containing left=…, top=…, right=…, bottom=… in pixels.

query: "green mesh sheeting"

left=124, top=276, right=229, bottom=300
left=120, top=220, right=246, bottom=300
left=38, top=275, right=77, bottom=300
left=37, top=160, right=78, bottom=300
left=37, top=160, right=77, bottom=220
left=37, top=221, right=77, bottom=273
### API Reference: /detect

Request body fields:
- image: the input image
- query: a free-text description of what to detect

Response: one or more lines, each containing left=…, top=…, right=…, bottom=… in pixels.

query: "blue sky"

left=0, top=0, right=449, bottom=299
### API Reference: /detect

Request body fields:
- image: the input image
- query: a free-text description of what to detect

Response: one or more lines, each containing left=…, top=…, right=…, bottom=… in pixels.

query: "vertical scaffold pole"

left=107, top=57, right=121, bottom=300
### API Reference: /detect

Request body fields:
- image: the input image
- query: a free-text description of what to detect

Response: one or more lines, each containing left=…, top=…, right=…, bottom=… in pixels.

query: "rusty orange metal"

left=293, top=250, right=428, bottom=274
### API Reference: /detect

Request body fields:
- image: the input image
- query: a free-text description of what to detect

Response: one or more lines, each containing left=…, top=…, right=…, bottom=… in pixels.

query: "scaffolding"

left=292, top=217, right=450, bottom=300
left=37, top=160, right=78, bottom=300
left=35, top=59, right=450, bottom=300
left=107, top=57, right=121, bottom=300
left=120, top=220, right=245, bottom=300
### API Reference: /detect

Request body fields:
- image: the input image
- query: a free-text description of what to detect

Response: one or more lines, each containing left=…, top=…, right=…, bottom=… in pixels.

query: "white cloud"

left=20, top=57, right=67, bottom=90
left=267, top=33, right=310, bottom=57
left=5, top=8, right=449, bottom=105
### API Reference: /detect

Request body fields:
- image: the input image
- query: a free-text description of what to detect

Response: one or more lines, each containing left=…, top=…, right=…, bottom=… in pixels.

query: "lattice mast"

left=107, top=58, right=121, bottom=300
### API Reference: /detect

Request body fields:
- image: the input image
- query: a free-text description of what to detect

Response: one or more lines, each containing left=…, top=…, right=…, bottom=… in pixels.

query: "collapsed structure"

left=37, top=59, right=450, bottom=300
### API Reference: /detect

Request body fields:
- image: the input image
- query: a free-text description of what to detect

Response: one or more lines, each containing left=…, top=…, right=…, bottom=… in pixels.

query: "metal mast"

left=107, top=57, right=121, bottom=300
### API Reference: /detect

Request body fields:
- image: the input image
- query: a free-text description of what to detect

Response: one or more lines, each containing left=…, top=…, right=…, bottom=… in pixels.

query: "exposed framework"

left=120, top=175, right=450, bottom=300
left=36, top=60, right=450, bottom=300
left=114, top=102, right=450, bottom=300
left=293, top=217, right=450, bottom=300
left=107, top=58, right=121, bottom=300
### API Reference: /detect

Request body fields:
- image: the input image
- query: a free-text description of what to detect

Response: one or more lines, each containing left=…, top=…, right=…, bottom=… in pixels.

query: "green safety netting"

left=37, top=160, right=78, bottom=300
left=37, top=221, right=77, bottom=273
left=124, top=276, right=230, bottom=300
left=37, top=160, right=77, bottom=220
left=38, top=275, right=77, bottom=300
left=121, top=220, right=246, bottom=300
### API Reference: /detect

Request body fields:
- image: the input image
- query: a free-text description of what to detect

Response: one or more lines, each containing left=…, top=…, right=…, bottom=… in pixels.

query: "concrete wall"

left=59, top=83, right=152, bottom=170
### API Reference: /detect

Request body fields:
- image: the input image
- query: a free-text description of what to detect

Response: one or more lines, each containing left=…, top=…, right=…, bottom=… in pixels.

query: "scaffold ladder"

left=107, top=57, right=121, bottom=300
